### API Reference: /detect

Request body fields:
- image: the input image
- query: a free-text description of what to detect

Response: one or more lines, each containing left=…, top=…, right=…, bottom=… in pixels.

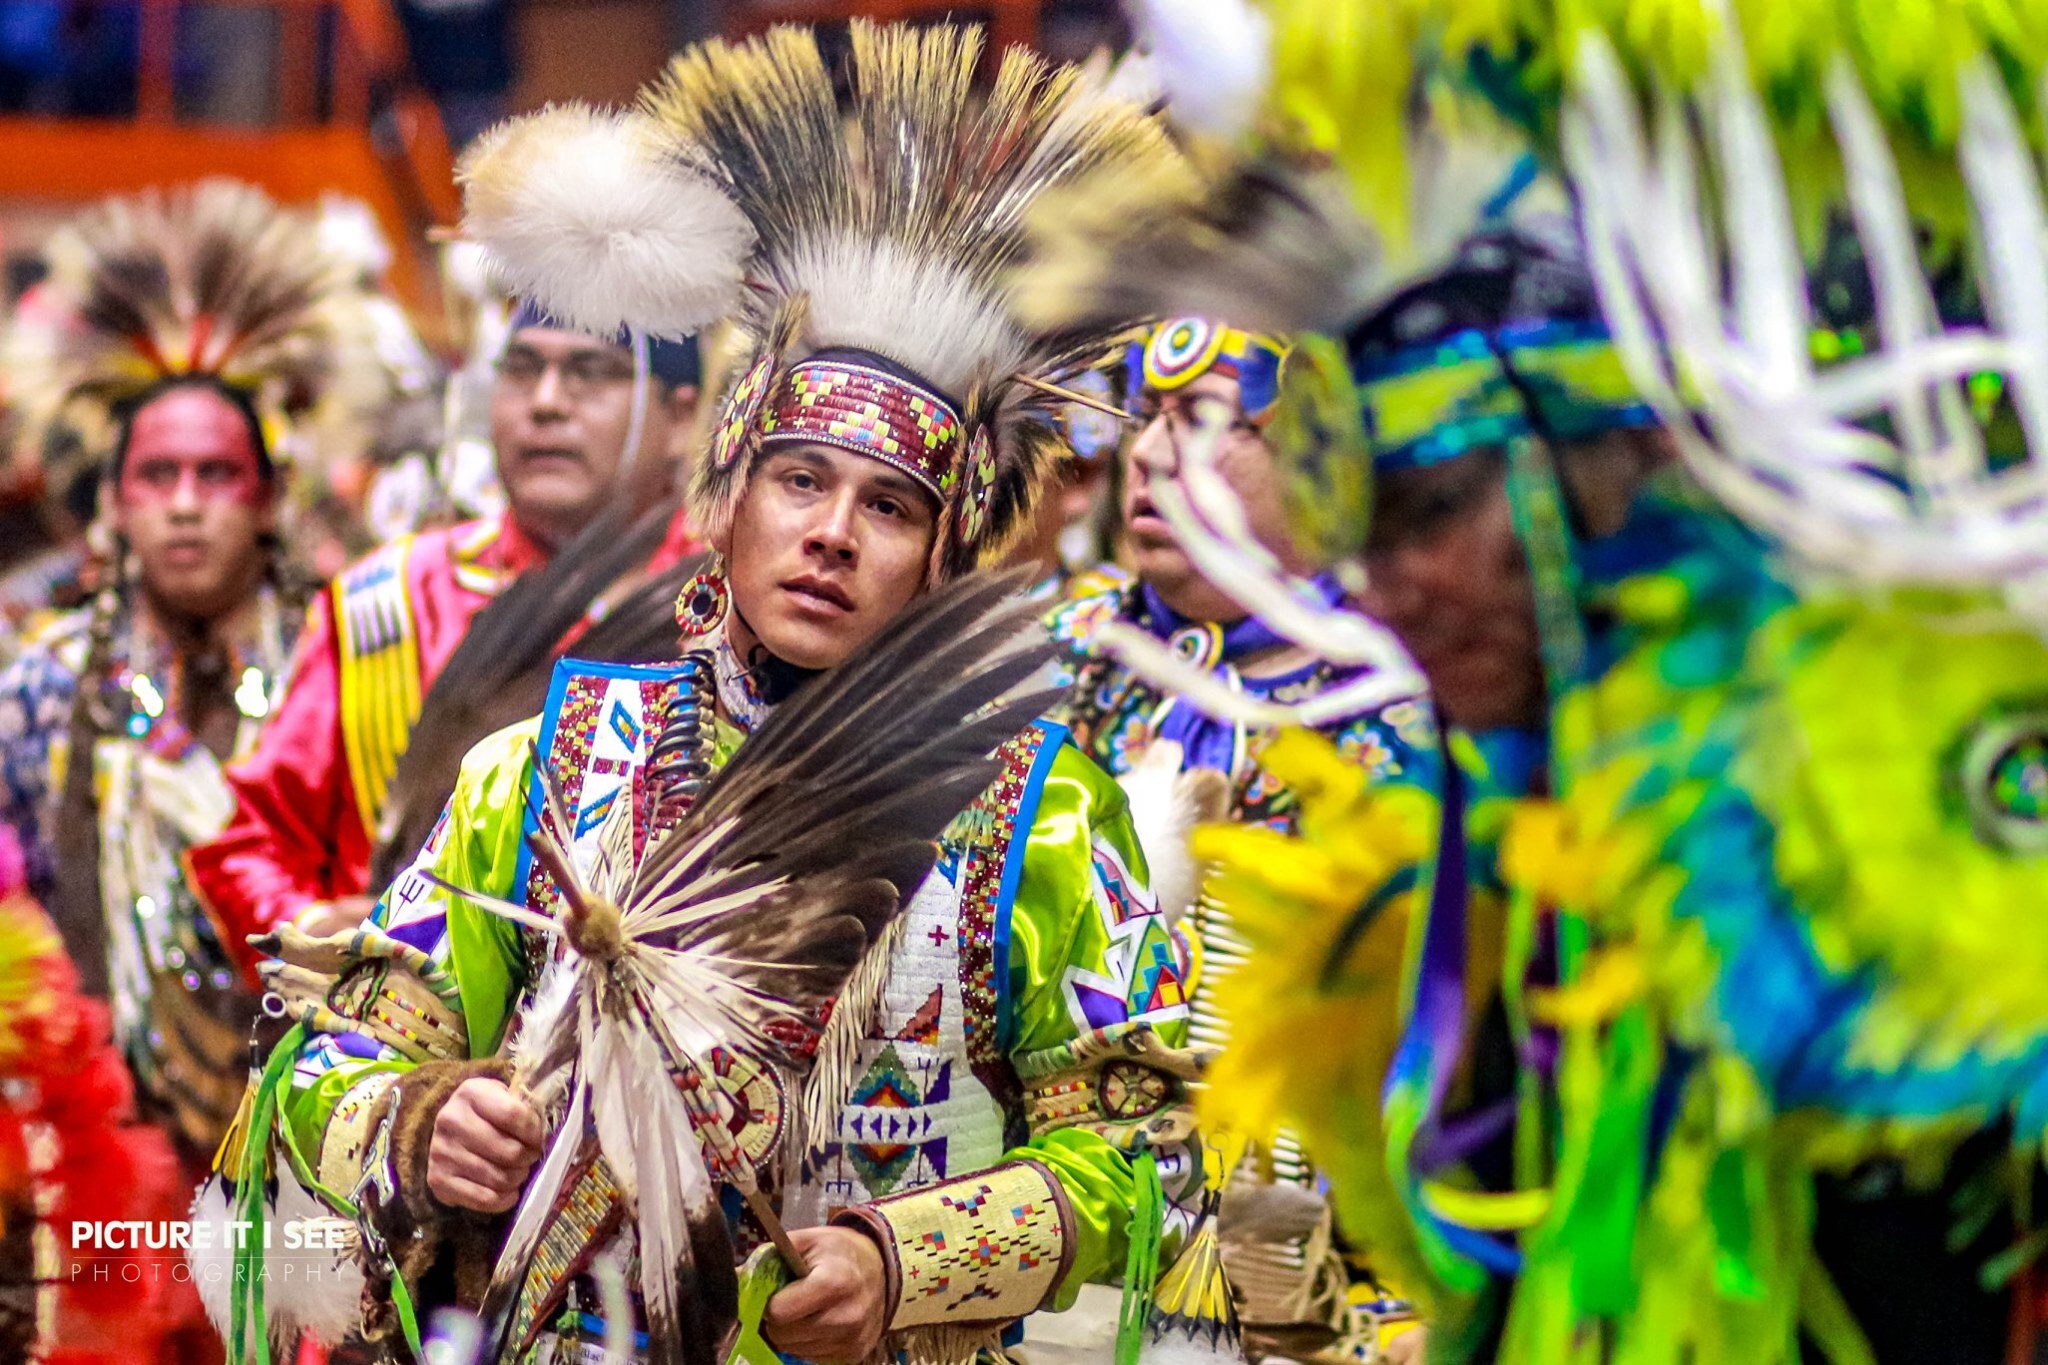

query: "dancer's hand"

left=763, top=1225, right=888, bottom=1363
left=427, top=1077, right=544, bottom=1212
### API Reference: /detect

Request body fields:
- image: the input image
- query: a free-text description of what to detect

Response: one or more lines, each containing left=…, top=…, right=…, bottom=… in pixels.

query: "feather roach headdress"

left=656, top=21, right=1181, bottom=579
left=6, top=179, right=354, bottom=497
left=462, top=21, right=1182, bottom=581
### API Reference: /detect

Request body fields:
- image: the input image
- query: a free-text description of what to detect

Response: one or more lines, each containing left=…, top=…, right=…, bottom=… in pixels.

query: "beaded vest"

left=504, top=655, right=1058, bottom=1351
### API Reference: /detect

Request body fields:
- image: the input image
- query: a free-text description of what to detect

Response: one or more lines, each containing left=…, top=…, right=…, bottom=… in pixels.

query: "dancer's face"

left=1359, top=430, right=1669, bottom=732
left=721, top=444, right=937, bottom=670
left=113, top=385, right=274, bottom=621
left=491, top=326, right=685, bottom=550
left=1360, top=451, right=1545, bottom=732
left=1123, top=369, right=1308, bottom=622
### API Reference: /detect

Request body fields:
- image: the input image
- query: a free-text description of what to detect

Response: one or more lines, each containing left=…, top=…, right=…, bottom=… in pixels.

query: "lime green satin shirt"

left=282, top=709, right=1189, bottom=1312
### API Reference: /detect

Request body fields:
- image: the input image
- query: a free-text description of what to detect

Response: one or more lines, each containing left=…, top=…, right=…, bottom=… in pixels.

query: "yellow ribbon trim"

left=335, top=539, right=424, bottom=836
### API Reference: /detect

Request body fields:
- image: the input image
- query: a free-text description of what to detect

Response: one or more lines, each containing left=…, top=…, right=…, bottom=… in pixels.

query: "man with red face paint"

left=0, top=182, right=351, bottom=1365
left=0, top=377, right=294, bottom=1157
left=184, top=305, right=704, bottom=962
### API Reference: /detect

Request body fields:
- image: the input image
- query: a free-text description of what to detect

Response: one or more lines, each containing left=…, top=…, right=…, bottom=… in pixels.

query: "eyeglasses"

left=1132, top=393, right=1261, bottom=438
left=495, top=347, right=636, bottom=400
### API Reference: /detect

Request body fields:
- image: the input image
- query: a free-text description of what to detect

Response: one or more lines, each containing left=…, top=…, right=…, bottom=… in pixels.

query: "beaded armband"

left=834, top=1159, right=1074, bottom=1330
left=1015, top=1021, right=1202, bottom=1154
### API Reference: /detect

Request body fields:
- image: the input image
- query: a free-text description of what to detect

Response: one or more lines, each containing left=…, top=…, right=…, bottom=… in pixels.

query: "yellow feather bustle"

left=1025, top=0, right=2048, bottom=346
left=1248, top=0, right=2048, bottom=231
left=1189, top=730, right=1449, bottom=1305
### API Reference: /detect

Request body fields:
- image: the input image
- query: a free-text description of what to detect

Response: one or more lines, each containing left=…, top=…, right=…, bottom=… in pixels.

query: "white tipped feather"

left=488, top=1082, right=590, bottom=1320
left=459, top=103, right=754, bottom=339
left=1117, top=742, right=1230, bottom=927
left=1562, top=30, right=2048, bottom=616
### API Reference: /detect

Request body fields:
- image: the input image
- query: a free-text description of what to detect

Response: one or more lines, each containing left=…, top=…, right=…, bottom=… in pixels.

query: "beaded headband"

left=756, top=358, right=965, bottom=501
left=1355, top=320, right=1656, bottom=472
left=1128, top=317, right=1287, bottom=424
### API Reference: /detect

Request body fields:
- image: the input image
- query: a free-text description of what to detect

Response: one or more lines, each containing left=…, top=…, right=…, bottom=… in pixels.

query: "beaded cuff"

left=759, top=359, right=964, bottom=499
left=316, top=1070, right=399, bottom=1198
left=834, top=1159, right=1074, bottom=1331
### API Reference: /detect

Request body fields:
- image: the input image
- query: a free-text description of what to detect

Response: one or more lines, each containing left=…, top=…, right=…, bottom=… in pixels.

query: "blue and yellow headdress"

left=1331, top=221, right=1665, bottom=709
left=1354, top=319, right=1653, bottom=474
left=1128, top=317, right=1286, bottom=424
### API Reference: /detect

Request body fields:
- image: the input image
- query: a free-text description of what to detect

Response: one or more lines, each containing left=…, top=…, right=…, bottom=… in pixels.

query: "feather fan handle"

left=633, top=987, right=815, bottom=1275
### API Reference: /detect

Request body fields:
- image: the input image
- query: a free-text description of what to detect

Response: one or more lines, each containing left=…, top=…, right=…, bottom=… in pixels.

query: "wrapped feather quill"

left=425, top=569, right=1061, bottom=1365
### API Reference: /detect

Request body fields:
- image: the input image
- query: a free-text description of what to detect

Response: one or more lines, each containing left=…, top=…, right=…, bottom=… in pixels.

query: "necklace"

left=118, top=586, right=288, bottom=753
left=651, top=650, right=719, bottom=823
left=711, top=630, right=775, bottom=732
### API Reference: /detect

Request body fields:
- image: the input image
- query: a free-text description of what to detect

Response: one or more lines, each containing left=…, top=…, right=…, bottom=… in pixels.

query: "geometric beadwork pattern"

left=760, top=359, right=963, bottom=498
left=870, top=1159, right=1070, bottom=1327
left=1062, top=836, right=1188, bottom=1032
left=786, top=729, right=1048, bottom=1227
left=1016, top=1020, right=1200, bottom=1152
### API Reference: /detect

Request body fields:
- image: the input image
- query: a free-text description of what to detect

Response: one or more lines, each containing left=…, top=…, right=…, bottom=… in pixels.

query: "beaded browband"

left=758, top=358, right=965, bottom=500
left=1129, top=317, right=1287, bottom=424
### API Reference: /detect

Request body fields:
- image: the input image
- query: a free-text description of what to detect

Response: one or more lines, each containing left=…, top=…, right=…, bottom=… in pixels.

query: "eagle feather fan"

left=442, top=570, right=1062, bottom=1365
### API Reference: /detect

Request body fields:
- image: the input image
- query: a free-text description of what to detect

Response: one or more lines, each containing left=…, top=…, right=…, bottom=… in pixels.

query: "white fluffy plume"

left=785, top=232, right=1027, bottom=398
left=1125, top=0, right=1271, bottom=138
left=459, top=103, right=754, bottom=339
left=190, top=1173, right=364, bottom=1349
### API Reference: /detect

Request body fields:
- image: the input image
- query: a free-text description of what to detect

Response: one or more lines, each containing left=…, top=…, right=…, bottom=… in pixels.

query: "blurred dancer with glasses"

left=185, top=304, right=703, bottom=960
left=1047, top=318, right=1431, bottom=1364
